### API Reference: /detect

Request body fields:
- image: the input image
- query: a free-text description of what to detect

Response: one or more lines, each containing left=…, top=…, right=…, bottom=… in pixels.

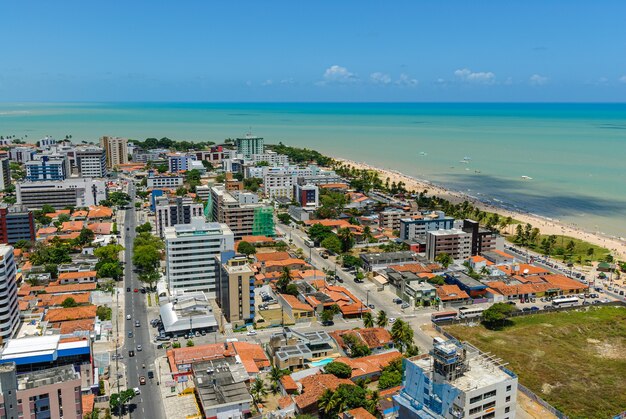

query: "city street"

left=276, top=221, right=437, bottom=351
left=120, top=181, right=166, bottom=419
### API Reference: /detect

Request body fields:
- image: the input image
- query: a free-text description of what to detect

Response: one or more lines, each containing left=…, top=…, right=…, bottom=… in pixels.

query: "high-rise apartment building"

left=165, top=217, right=234, bottom=296
left=75, top=146, right=107, bottom=178
left=400, top=211, right=455, bottom=241
left=0, top=158, right=11, bottom=191
left=155, top=196, right=204, bottom=237
left=168, top=153, right=197, bottom=173
left=0, top=205, right=35, bottom=244
left=235, top=134, right=264, bottom=159
left=0, top=245, right=20, bottom=343
left=216, top=254, right=255, bottom=328
left=209, top=186, right=274, bottom=240
left=394, top=339, right=518, bottom=419
left=24, top=155, right=69, bottom=181
left=426, top=228, right=472, bottom=261
left=99, top=136, right=128, bottom=168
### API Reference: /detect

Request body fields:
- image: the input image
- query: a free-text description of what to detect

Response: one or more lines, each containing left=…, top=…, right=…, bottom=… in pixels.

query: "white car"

left=246, top=330, right=257, bottom=336
left=137, top=345, right=142, bottom=351
left=126, top=315, right=131, bottom=320
left=133, top=387, right=141, bottom=396
left=388, top=318, right=396, bottom=324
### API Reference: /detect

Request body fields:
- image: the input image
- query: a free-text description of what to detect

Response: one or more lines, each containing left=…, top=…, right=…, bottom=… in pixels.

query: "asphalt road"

left=121, top=181, right=165, bottom=419
left=277, top=221, right=435, bottom=351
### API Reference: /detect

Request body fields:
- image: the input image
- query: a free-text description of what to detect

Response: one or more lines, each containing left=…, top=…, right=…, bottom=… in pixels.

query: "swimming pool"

left=309, top=357, right=334, bottom=367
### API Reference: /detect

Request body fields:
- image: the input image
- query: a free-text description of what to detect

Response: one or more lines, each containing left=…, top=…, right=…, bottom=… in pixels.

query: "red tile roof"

left=330, top=328, right=393, bottom=350
left=232, top=341, right=270, bottom=373
left=61, top=221, right=84, bottom=232
left=280, top=375, right=299, bottom=393
left=333, top=350, right=402, bottom=380
left=294, top=373, right=354, bottom=411
left=436, top=285, right=470, bottom=301
left=44, top=283, right=97, bottom=294
left=58, top=271, right=97, bottom=281
left=280, top=294, right=314, bottom=312
left=44, top=305, right=97, bottom=322
left=255, top=252, right=291, bottom=262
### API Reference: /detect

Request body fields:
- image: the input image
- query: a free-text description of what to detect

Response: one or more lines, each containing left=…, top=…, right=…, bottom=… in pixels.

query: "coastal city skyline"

left=2, top=1, right=626, bottom=102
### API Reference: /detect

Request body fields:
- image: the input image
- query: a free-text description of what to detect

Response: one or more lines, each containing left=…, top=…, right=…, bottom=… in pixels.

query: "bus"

left=431, top=311, right=458, bottom=323
left=551, top=297, right=579, bottom=308
left=458, top=306, right=485, bottom=319
left=304, top=239, right=315, bottom=248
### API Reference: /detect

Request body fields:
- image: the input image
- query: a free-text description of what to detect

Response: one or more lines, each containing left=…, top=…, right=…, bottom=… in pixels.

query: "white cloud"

left=280, top=78, right=294, bottom=85
left=370, top=72, right=391, bottom=85
left=320, top=65, right=358, bottom=84
left=619, top=75, right=626, bottom=83
left=454, top=68, right=496, bottom=84
left=529, top=74, right=548, bottom=86
left=395, top=73, right=418, bottom=87
left=261, top=79, right=273, bottom=86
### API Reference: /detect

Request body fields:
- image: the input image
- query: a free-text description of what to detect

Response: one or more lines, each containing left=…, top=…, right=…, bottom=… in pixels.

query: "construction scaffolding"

left=252, top=206, right=275, bottom=237
left=204, top=193, right=213, bottom=221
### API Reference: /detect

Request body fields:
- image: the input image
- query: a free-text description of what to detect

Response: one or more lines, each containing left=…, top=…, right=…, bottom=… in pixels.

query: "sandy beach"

left=334, top=157, right=626, bottom=260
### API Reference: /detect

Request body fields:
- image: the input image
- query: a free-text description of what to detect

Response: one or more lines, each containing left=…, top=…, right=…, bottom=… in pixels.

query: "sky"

left=1, top=1, right=626, bottom=102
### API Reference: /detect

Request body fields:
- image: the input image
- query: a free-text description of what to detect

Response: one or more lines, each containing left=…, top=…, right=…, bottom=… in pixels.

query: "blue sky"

left=1, top=1, right=625, bottom=102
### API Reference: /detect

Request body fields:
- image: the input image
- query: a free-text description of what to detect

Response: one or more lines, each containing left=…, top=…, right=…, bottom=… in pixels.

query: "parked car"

left=126, top=287, right=131, bottom=292
left=126, top=315, right=131, bottom=320
left=246, top=330, right=257, bottom=336
left=401, top=303, right=410, bottom=309
left=139, top=376, right=146, bottom=385
left=147, top=371, right=154, bottom=379
left=321, top=320, right=334, bottom=326
left=368, top=304, right=375, bottom=309
left=393, top=298, right=403, bottom=304
left=133, top=387, right=141, bottom=396
left=136, top=345, right=142, bottom=351
left=128, top=332, right=133, bottom=338
left=388, top=318, right=396, bottom=324
left=529, top=306, right=540, bottom=311
left=135, top=321, right=140, bottom=327
left=156, top=335, right=169, bottom=341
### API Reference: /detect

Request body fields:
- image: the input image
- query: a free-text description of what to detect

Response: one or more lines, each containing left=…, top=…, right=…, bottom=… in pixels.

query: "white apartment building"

left=264, top=173, right=295, bottom=200
left=16, top=178, right=107, bottom=209
left=0, top=245, right=20, bottom=342
left=426, top=228, right=472, bottom=261
left=165, top=217, right=234, bottom=296
left=146, top=173, right=184, bottom=189
left=0, top=159, right=11, bottom=191
left=395, top=339, right=518, bottom=419
left=249, top=151, right=289, bottom=166
left=9, top=147, right=35, bottom=163
left=75, top=146, right=107, bottom=178
left=155, top=196, right=204, bottom=237
left=99, top=136, right=128, bottom=168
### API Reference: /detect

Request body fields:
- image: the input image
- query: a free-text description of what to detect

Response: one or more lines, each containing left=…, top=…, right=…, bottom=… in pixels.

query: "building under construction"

left=394, top=338, right=518, bottom=419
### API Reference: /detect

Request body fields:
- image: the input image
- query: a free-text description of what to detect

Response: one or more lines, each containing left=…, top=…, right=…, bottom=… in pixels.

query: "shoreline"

left=333, top=156, right=626, bottom=260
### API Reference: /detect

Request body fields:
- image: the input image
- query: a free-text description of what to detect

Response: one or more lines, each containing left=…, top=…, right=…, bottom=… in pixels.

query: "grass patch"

left=445, top=306, right=626, bottom=419
left=506, top=234, right=610, bottom=263
left=147, top=294, right=152, bottom=307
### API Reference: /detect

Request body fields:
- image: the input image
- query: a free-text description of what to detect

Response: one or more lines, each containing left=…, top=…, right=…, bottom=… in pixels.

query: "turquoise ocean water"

left=1, top=102, right=625, bottom=238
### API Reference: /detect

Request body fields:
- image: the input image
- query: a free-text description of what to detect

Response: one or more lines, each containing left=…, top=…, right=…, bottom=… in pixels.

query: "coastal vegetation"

left=508, top=229, right=610, bottom=263
left=130, top=137, right=215, bottom=151
left=445, top=306, right=626, bottom=419
left=266, top=142, right=333, bottom=166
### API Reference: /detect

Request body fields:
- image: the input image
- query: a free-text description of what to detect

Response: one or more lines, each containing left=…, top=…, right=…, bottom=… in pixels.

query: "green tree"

left=94, top=244, right=124, bottom=262
left=482, top=302, right=516, bottom=330
left=363, top=311, right=374, bottom=328
left=376, top=310, right=388, bottom=327
left=132, top=245, right=161, bottom=272
left=109, top=389, right=135, bottom=413
left=435, top=253, right=453, bottom=268
left=58, top=213, right=71, bottom=223
left=324, top=361, right=352, bottom=379
left=237, top=241, right=256, bottom=256
left=337, top=228, right=355, bottom=252
left=175, top=186, right=188, bottom=196
left=320, top=309, right=335, bottom=323
left=76, top=228, right=95, bottom=246
left=186, top=339, right=195, bottom=347
left=378, top=357, right=403, bottom=390
left=96, top=306, right=112, bottom=321
left=97, top=261, right=123, bottom=280
left=41, top=204, right=55, bottom=214
left=61, top=297, right=78, bottom=308
left=135, top=222, right=152, bottom=233
left=13, top=239, right=34, bottom=250
left=277, top=213, right=291, bottom=225
left=284, top=283, right=299, bottom=296
left=320, top=234, right=342, bottom=254
left=342, top=333, right=371, bottom=357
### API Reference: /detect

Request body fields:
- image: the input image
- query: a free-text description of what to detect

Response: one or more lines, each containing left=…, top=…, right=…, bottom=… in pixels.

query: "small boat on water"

left=459, top=160, right=469, bottom=164
left=463, top=156, right=472, bottom=160
left=419, top=151, right=428, bottom=156
left=521, top=175, right=533, bottom=180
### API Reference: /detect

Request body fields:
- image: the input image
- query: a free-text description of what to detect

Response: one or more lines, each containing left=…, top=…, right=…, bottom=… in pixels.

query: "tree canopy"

left=324, top=361, right=352, bottom=379
left=482, top=302, right=516, bottom=330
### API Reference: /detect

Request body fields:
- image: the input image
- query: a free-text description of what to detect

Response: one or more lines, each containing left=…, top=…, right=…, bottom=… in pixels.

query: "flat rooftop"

left=193, top=359, right=251, bottom=408
left=17, top=365, right=79, bottom=390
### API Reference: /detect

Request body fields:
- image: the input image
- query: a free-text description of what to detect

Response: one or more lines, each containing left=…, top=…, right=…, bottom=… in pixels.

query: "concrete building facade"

left=400, top=211, right=455, bottom=241
left=24, top=155, right=69, bottom=181
left=155, top=196, right=204, bottom=237
left=216, top=254, right=255, bottom=328
left=426, top=228, right=472, bottom=261
left=293, top=183, right=319, bottom=208
left=168, top=153, right=197, bottom=173
left=236, top=134, right=264, bottom=159
left=394, top=339, right=518, bottom=419
left=0, top=205, right=35, bottom=245
left=165, top=217, right=234, bottom=296
left=209, top=186, right=272, bottom=240
left=0, top=158, right=11, bottom=191
left=0, top=245, right=20, bottom=343
left=16, top=178, right=107, bottom=209
left=75, top=146, right=107, bottom=178
left=99, top=136, right=128, bottom=168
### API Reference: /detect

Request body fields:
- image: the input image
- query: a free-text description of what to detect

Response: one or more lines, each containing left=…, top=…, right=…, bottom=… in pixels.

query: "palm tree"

left=391, top=319, right=414, bottom=352
left=363, top=312, right=374, bottom=328
left=480, top=266, right=490, bottom=276
left=376, top=310, right=388, bottom=327
left=250, top=377, right=267, bottom=405
left=269, top=365, right=284, bottom=387
left=277, top=267, right=292, bottom=293
left=317, top=389, right=337, bottom=415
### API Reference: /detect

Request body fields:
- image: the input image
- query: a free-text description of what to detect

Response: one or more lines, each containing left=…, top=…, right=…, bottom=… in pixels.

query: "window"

left=470, top=395, right=483, bottom=404
left=469, top=406, right=482, bottom=415
left=506, top=396, right=511, bottom=402
left=506, top=385, right=512, bottom=391
left=483, top=390, right=497, bottom=399
left=505, top=407, right=510, bottom=413
left=483, top=401, right=495, bottom=410
left=481, top=413, right=495, bottom=419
